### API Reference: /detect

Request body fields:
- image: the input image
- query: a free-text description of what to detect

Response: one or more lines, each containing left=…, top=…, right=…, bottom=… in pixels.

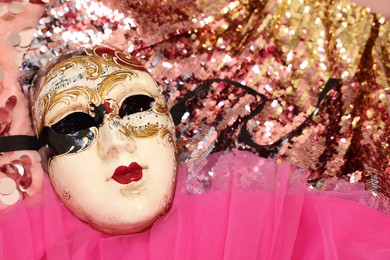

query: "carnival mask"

left=30, top=46, right=177, bottom=235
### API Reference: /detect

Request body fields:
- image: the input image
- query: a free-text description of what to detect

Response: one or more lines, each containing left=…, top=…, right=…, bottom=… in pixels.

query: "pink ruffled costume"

left=1, top=151, right=389, bottom=259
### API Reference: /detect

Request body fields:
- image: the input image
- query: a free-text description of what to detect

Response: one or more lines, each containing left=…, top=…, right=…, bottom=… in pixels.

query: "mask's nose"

left=97, top=116, right=136, bottom=160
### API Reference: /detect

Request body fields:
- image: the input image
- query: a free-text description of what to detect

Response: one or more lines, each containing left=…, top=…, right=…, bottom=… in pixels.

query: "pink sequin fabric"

left=21, top=0, right=390, bottom=212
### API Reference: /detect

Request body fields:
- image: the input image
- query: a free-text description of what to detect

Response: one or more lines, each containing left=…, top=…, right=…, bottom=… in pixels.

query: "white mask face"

left=31, top=46, right=177, bottom=235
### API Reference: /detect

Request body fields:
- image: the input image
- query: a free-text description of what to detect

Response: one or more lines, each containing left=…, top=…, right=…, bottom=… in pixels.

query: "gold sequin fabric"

left=23, top=0, right=390, bottom=212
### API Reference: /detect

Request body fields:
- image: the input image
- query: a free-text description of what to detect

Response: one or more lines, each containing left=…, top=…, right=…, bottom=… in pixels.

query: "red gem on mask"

left=104, top=99, right=114, bottom=114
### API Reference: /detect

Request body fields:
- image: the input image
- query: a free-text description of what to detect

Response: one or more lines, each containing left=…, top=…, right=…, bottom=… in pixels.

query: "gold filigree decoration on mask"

left=121, top=124, right=161, bottom=138
left=42, top=62, right=76, bottom=88
left=36, top=48, right=142, bottom=106
left=40, top=87, right=101, bottom=132
left=157, top=128, right=175, bottom=149
left=61, top=187, right=71, bottom=200
left=152, top=96, right=169, bottom=114
left=119, top=122, right=174, bottom=148
left=43, top=55, right=103, bottom=87
left=98, top=71, right=168, bottom=116
left=107, top=114, right=164, bottom=139
left=98, top=71, right=137, bottom=98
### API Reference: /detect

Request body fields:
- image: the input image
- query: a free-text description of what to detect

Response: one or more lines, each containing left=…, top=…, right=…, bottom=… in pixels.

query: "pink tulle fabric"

left=1, top=151, right=390, bottom=259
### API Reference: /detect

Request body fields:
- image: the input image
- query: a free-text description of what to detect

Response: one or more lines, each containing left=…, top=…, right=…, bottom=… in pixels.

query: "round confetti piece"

left=0, top=3, right=13, bottom=20
left=30, top=0, right=50, bottom=4
left=0, top=190, right=21, bottom=206
left=0, top=177, right=17, bottom=195
left=18, top=27, right=36, bottom=47
left=6, top=31, right=21, bottom=46
left=8, top=2, right=25, bottom=15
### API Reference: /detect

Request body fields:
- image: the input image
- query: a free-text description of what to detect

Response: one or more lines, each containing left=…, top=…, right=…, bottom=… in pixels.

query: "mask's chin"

left=59, top=188, right=169, bottom=235
left=83, top=202, right=172, bottom=235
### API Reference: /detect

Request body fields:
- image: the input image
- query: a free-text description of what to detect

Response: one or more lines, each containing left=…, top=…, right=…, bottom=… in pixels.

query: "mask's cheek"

left=134, top=136, right=177, bottom=215
left=47, top=147, right=110, bottom=223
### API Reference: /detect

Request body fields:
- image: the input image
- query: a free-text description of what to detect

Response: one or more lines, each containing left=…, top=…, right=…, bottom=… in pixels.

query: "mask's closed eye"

left=51, top=112, right=97, bottom=134
left=119, top=95, right=155, bottom=118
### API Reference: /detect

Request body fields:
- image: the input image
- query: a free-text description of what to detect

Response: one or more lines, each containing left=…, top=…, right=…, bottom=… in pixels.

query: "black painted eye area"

left=51, top=112, right=97, bottom=135
left=119, top=95, right=155, bottom=118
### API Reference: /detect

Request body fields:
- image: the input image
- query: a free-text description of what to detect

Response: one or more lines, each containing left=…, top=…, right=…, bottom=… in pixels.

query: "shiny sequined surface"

left=22, top=0, right=389, bottom=212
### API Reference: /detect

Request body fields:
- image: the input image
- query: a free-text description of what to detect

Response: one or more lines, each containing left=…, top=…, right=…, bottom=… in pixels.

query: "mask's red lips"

left=112, top=162, right=143, bottom=185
